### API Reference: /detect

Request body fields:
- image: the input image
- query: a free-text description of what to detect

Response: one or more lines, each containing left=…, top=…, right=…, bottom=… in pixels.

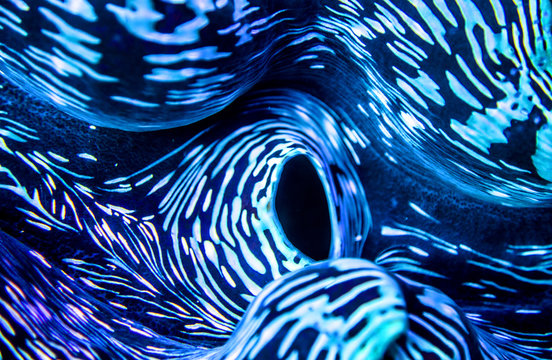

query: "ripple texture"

left=0, top=0, right=551, bottom=359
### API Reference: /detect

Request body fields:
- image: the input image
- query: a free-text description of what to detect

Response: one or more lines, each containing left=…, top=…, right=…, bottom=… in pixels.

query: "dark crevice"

left=275, top=155, right=331, bottom=261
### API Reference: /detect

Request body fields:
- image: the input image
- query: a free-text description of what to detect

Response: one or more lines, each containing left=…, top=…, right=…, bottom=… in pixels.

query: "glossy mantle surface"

left=0, top=0, right=551, bottom=359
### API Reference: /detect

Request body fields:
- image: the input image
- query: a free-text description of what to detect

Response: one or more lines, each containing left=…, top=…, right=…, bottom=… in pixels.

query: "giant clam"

left=0, top=1, right=550, bottom=359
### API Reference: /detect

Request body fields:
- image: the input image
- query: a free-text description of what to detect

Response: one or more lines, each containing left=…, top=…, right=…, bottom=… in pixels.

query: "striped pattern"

left=211, top=258, right=407, bottom=360
left=0, top=0, right=298, bottom=130
left=386, top=277, right=481, bottom=360
left=0, top=229, right=205, bottom=359
left=316, top=0, right=552, bottom=205
left=378, top=223, right=552, bottom=359
left=0, top=0, right=550, bottom=359
left=1, top=0, right=551, bottom=202
left=0, top=84, right=371, bottom=350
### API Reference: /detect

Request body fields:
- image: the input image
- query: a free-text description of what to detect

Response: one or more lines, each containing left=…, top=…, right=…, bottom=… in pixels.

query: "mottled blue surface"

left=0, top=0, right=551, bottom=359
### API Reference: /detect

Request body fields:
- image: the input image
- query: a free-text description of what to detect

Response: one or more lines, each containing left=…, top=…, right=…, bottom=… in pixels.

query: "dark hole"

left=275, top=156, right=331, bottom=261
